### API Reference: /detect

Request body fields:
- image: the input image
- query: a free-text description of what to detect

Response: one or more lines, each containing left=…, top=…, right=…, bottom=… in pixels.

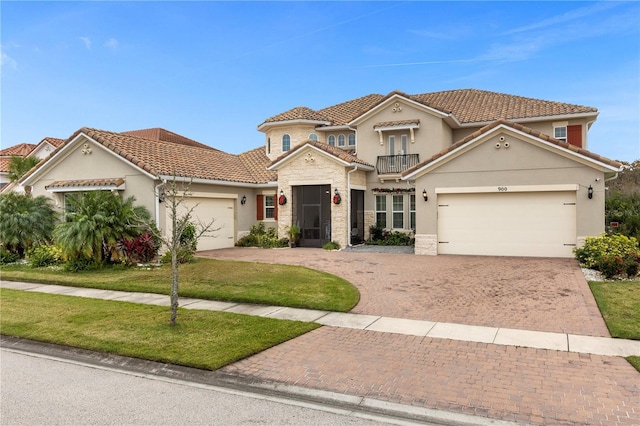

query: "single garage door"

left=437, top=191, right=576, bottom=257
left=173, top=197, right=235, bottom=251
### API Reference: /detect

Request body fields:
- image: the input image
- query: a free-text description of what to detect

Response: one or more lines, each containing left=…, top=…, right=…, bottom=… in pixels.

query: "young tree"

left=0, top=192, right=57, bottom=257
left=156, top=178, right=219, bottom=326
left=7, top=156, right=40, bottom=182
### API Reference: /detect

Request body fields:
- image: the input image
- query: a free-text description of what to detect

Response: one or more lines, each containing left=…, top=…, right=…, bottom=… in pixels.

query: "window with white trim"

left=265, top=195, right=275, bottom=219
left=309, top=133, right=318, bottom=141
left=392, top=195, right=404, bottom=229
left=338, top=134, right=346, bottom=147
left=328, top=135, right=336, bottom=146
left=554, top=126, right=567, bottom=142
left=410, top=194, right=416, bottom=230
left=388, top=135, right=396, bottom=167
left=282, top=134, right=291, bottom=152
left=375, top=195, right=387, bottom=227
left=348, top=133, right=355, bottom=146
left=401, top=134, right=408, bottom=166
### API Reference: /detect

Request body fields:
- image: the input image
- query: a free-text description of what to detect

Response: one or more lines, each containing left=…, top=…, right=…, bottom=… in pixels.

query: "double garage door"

left=437, top=191, right=576, bottom=258
left=175, top=197, right=235, bottom=251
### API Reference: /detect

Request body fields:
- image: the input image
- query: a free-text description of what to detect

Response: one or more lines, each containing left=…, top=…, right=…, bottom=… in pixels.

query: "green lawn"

left=0, top=258, right=359, bottom=312
left=589, top=281, right=640, bottom=340
left=0, top=289, right=318, bottom=370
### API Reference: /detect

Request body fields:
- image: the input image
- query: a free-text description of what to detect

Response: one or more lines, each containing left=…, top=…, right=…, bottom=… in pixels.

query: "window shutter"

left=274, top=194, right=278, bottom=220
left=257, top=194, right=264, bottom=220
left=567, top=125, right=582, bottom=148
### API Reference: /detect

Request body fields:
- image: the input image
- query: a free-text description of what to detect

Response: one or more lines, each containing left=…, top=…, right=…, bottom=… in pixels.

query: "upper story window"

left=328, top=135, right=336, bottom=146
left=348, top=134, right=355, bottom=146
left=282, top=134, right=291, bottom=152
left=338, top=134, right=346, bottom=147
left=553, top=126, right=567, bottom=142
left=267, top=138, right=271, bottom=154
left=309, top=133, right=318, bottom=141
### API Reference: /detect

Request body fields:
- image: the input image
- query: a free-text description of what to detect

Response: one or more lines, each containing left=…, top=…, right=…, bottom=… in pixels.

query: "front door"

left=294, top=185, right=331, bottom=247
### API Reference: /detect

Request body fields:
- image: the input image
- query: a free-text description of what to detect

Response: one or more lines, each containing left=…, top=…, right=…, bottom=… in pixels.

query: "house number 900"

left=498, top=187, right=508, bottom=191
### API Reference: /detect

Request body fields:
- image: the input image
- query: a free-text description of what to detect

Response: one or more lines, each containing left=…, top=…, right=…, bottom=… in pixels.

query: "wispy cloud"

left=1, top=49, right=17, bottom=71
left=104, top=38, right=119, bottom=52
left=80, top=36, right=91, bottom=50
left=364, top=57, right=492, bottom=69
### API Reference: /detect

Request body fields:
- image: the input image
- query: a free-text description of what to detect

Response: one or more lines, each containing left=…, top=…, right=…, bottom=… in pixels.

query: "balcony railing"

left=376, top=154, right=420, bottom=174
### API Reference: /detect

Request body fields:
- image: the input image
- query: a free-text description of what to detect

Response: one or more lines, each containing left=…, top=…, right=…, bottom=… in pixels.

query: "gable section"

left=269, top=143, right=355, bottom=171
left=350, top=93, right=449, bottom=126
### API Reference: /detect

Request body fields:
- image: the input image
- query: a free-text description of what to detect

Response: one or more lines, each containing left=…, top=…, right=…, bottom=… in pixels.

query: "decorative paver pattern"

left=200, top=249, right=609, bottom=337
left=223, top=327, right=640, bottom=425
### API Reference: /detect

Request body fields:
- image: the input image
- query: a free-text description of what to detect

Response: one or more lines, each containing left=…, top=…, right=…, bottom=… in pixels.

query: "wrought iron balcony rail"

left=376, top=154, right=420, bottom=174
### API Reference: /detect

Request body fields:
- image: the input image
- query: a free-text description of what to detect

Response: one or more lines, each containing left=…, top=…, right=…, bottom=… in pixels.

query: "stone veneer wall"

left=414, top=234, right=438, bottom=255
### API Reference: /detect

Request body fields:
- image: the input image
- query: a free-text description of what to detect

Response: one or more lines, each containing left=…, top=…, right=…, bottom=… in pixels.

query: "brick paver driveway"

left=199, top=248, right=640, bottom=425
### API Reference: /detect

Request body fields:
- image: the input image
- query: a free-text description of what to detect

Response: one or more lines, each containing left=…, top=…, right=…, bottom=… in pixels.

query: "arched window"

left=338, top=134, right=346, bottom=147
left=328, top=135, right=336, bottom=146
left=282, top=134, right=291, bottom=152
left=309, top=133, right=318, bottom=141
left=348, top=133, right=355, bottom=146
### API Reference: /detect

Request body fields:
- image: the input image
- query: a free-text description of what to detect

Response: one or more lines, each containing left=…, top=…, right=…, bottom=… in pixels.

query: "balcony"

left=376, top=154, right=420, bottom=175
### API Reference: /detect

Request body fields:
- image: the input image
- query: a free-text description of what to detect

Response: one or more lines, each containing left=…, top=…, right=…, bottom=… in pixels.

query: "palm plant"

left=54, top=191, right=152, bottom=266
left=7, top=156, right=40, bottom=182
left=0, top=193, right=57, bottom=257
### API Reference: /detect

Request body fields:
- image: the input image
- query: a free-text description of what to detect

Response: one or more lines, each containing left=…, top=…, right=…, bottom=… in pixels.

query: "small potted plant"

left=286, top=224, right=301, bottom=248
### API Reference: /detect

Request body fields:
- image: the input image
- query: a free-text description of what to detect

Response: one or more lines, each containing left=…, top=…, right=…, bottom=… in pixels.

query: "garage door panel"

left=437, top=192, right=576, bottom=257
left=172, top=198, right=235, bottom=251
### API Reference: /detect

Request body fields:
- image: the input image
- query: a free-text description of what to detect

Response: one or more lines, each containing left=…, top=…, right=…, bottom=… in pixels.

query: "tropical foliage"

left=574, top=234, right=640, bottom=279
left=7, top=156, right=40, bottom=182
left=53, top=191, right=153, bottom=267
left=0, top=193, right=57, bottom=257
left=605, top=160, right=640, bottom=240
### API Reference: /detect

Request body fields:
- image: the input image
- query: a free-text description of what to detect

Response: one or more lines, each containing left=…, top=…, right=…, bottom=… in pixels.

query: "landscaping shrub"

left=0, top=193, right=57, bottom=258
left=367, top=224, right=415, bottom=246
left=26, top=245, right=64, bottom=267
left=322, top=241, right=341, bottom=250
left=235, top=222, right=287, bottom=248
left=574, top=234, right=640, bottom=279
left=161, top=222, right=198, bottom=264
left=120, top=232, right=159, bottom=264
left=0, top=247, right=19, bottom=264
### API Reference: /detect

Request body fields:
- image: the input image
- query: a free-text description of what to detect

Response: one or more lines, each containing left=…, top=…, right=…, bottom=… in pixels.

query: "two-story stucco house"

left=18, top=89, right=622, bottom=257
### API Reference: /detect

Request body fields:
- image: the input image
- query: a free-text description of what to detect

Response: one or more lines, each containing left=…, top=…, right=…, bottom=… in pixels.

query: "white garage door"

left=437, top=191, right=576, bottom=257
left=173, top=197, right=235, bottom=251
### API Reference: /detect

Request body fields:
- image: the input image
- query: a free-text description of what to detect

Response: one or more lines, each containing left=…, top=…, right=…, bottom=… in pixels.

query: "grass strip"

left=589, top=281, right=640, bottom=340
left=0, top=258, right=359, bottom=312
left=0, top=289, right=318, bottom=370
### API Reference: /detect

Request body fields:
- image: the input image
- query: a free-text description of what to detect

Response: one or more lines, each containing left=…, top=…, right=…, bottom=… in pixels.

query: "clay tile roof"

left=121, top=128, right=219, bottom=151
left=45, top=178, right=125, bottom=190
left=317, top=94, right=385, bottom=125
left=374, top=119, right=420, bottom=128
left=0, top=143, right=37, bottom=157
left=42, top=137, right=65, bottom=148
left=410, top=89, right=598, bottom=123
left=262, top=106, right=330, bottom=124
left=270, top=140, right=374, bottom=168
left=238, top=146, right=277, bottom=183
left=0, top=158, right=10, bottom=173
left=402, top=119, right=621, bottom=177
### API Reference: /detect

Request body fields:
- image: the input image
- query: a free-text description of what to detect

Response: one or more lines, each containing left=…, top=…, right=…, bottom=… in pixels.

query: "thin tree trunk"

left=170, top=248, right=179, bottom=326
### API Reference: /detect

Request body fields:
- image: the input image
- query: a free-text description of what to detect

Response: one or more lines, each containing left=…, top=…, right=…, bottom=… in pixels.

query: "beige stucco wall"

left=354, top=100, right=452, bottom=167
left=413, top=130, right=607, bottom=247
left=264, top=124, right=322, bottom=161
left=274, top=147, right=351, bottom=248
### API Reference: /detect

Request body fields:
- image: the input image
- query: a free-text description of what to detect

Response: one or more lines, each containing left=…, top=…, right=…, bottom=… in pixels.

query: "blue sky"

left=2, top=1, right=639, bottom=162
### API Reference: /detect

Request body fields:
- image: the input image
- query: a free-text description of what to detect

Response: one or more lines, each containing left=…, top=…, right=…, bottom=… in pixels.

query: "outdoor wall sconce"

left=333, top=188, right=341, bottom=205
left=280, top=189, right=284, bottom=196
left=422, top=189, right=428, bottom=202
left=240, top=195, right=247, bottom=205
left=588, top=185, right=593, bottom=199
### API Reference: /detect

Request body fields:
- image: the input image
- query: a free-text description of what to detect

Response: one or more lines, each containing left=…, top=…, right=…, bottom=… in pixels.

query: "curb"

left=1, top=336, right=518, bottom=426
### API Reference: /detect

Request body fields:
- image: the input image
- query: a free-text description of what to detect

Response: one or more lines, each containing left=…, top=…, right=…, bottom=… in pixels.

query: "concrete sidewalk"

left=3, top=280, right=638, bottom=357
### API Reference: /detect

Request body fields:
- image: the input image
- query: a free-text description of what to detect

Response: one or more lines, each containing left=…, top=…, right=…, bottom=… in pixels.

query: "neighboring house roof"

left=261, top=89, right=597, bottom=128
left=269, top=140, right=375, bottom=170
left=0, top=158, right=11, bottom=173
left=238, top=146, right=277, bottom=183
left=21, top=127, right=275, bottom=186
left=402, top=119, right=622, bottom=179
left=121, top=127, right=219, bottom=151
left=41, top=137, right=65, bottom=148
left=0, top=143, right=37, bottom=157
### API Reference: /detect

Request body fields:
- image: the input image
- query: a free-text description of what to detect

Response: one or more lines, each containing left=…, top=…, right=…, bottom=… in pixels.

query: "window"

left=309, top=133, right=318, bottom=141
left=401, top=135, right=408, bottom=166
left=282, top=134, right=291, bottom=152
left=554, top=126, right=567, bottom=142
left=338, top=134, right=346, bottom=147
left=410, top=194, right=416, bottom=230
left=392, top=195, right=404, bottom=229
left=348, top=133, right=355, bottom=146
left=267, top=138, right=271, bottom=154
left=388, top=135, right=396, bottom=167
left=265, top=195, right=275, bottom=219
left=375, top=195, right=387, bottom=227
left=328, top=135, right=336, bottom=146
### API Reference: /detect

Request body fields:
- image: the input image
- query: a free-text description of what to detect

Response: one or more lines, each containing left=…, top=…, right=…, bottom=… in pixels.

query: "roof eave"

left=257, top=119, right=332, bottom=132
left=158, top=175, right=275, bottom=188
left=455, top=111, right=599, bottom=128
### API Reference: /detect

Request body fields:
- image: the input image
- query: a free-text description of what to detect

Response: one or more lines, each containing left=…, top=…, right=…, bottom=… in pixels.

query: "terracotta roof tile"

left=402, top=119, right=621, bottom=177
left=0, top=158, right=10, bottom=173
left=270, top=140, right=374, bottom=168
left=374, top=119, right=420, bottom=128
left=0, top=143, right=37, bottom=157
left=239, top=146, right=277, bottom=183
left=121, top=128, right=219, bottom=151
left=262, top=89, right=597, bottom=128
left=45, top=178, right=125, bottom=190
left=262, top=106, right=330, bottom=124
left=42, top=137, right=65, bottom=148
